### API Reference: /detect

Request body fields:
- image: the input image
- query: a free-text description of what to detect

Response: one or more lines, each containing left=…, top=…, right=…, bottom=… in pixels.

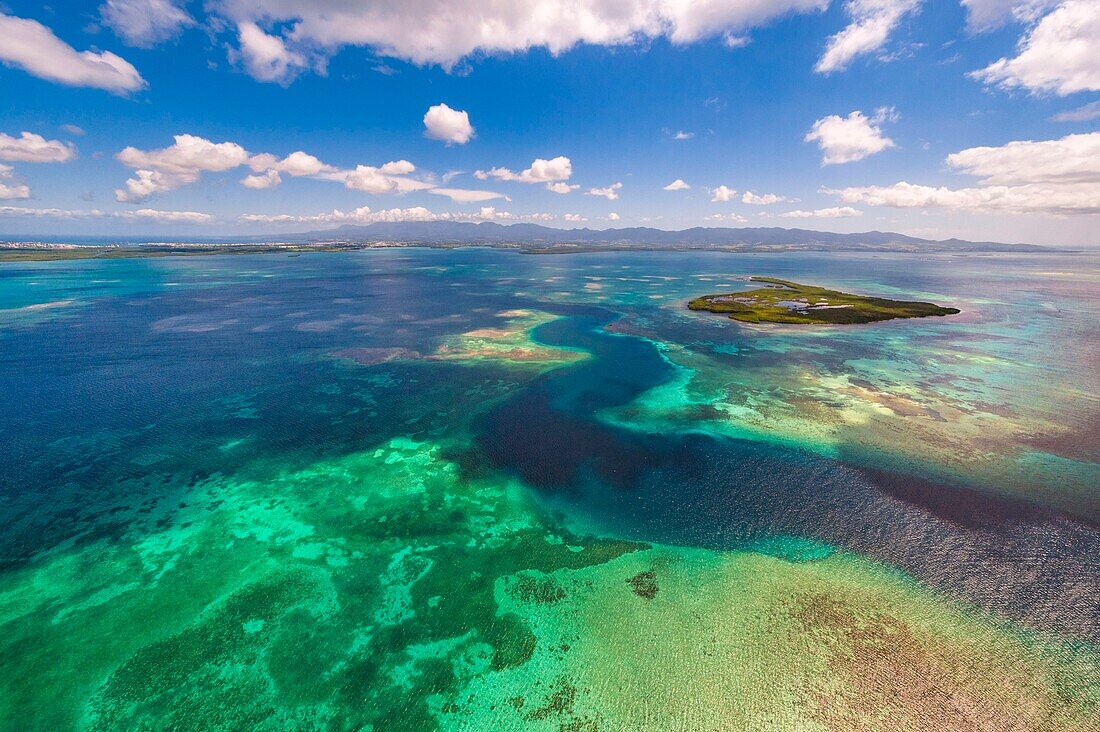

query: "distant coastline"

left=0, top=222, right=1072, bottom=262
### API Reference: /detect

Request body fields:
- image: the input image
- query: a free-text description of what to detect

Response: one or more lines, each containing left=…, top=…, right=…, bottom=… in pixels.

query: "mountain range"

left=288, top=221, right=1050, bottom=252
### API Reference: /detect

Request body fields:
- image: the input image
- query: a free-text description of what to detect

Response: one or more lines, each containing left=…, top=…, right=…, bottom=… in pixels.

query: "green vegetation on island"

left=689, top=276, right=960, bottom=324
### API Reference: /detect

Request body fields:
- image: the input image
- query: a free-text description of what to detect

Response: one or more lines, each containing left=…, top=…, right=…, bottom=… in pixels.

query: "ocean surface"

left=1, top=248, right=1097, bottom=730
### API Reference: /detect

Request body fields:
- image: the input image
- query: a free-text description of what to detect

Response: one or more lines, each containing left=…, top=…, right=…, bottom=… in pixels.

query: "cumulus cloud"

left=0, top=14, right=146, bottom=94
left=100, top=0, right=193, bottom=47
left=606, top=212, right=621, bottom=221
left=423, top=103, right=475, bottom=145
left=0, top=132, right=76, bottom=163
left=664, top=179, right=691, bottom=191
left=245, top=151, right=336, bottom=188
left=710, top=185, right=737, bottom=202
left=815, top=0, right=922, bottom=74
left=0, top=165, right=30, bottom=200
left=824, top=131, right=1100, bottom=216
left=805, top=108, right=896, bottom=164
left=210, top=0, right=829, bottom=76
left=587, top=182, right=623, bottom=200
left=474, top=206, right=553, bottom=221
left=268, top=151, right=334, bottom=176
left=115, top=134, right=434, bottom=201
left=336, top=163, right=435, bottom=194
left=241, top=169, right=281, bottom=189
left=673, top=130, right=694, bottom=140
left=0, top=132, right=75, bottom=201
left=118, top=135, right=250, bottom=174
left=779, top=206, right=862, bottom=218
left=115, top=134, right=250, bottom=201
left=476, top=156, right=573, bottom=184
left=564, top=213, right=587, bottom=222
left=742, top=191, right=786, bottom=204
left=232, top=21, right=308, bottom=84
left=971, top=1, right=1100, bottom=95
left=945, top=132, right=1100, bottom=185
left=428, top=187, right=508, bottom=202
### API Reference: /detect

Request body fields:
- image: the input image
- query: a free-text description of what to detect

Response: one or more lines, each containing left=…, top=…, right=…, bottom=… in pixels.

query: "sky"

left=0, top=0, right=1097, bottom=246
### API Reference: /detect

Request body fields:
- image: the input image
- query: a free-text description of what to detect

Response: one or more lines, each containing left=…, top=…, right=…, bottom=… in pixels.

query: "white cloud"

left=815, top=0, right=922, bottom=74
left=0, top=206, right=97, bottom=219
left=664, top=179, right=691, bottom=191
left=475, top=206, right=553, bottom=221
left=115, top=169, right=189, bottom=202
left=100, top=0, right=193, bottom=47
left=723, top=33, right=752, bottom=48
left=274, top=151, right=334, bottom=176
left=1051, top=101, right=1100, bottom=122
left=210, top=0, right=830, bottom=74
left=428, top=187, right=508, bottom=202
left=118, top=134, right=250, bottom=175
left=0, top=165, right=30, bottom=200
left=60, top=124, right=86, bottom=137
left=115, top=134, right=250, bottom=201
left=587, top=182, right=623, bottom=200
left=710, top=185, right=737, bottom=202
left=476, top=156, right=573, bottom=184
left=704, top=212, right=748, bottom=223
left=380, top=160, right=416, bottom=175
left=0, top=205, right=213, bottom=222
left=241, top=169, right=281, bottom=189
left=972, top=1, right=1100, bottom=95
left=805, top=109, right=896, bottom=164
left=741, top=191, right=786, bottom=204
left=115, top=135, right=434, bottom=200
left=606, top=212, right=621, bottom=221
left=961, top=0, right=1060, bottom=32
left=546, top=182, right=579, bottom=194
left=475, top=206, right=509, bottom=220
left=826, top=131, right=1100, bottom=216
left=946, top=132, right=1100, bottom=185
left=673, top=130, right=694, bottom=140
left=423, top=103, right=474, bottom=145
left=241, top=206, right=432, bottom=225
left=336, top=163, right=435, bottom=194
left=0, top=14, right=146, bottom=94
left=240, top=205, right=550, bottom=225
left=779, top=206, right=863, bottom=218
left=246, top=151, right=336, bottom=186
left=826, top=181, right=1099, bottom=215
left=564, top=213, right=587, bottom=222
left=119, top=208, right=214, bottom=223
left=0, top=132, right=76, bottom=163
left=232, top=21, right=308, bottom=84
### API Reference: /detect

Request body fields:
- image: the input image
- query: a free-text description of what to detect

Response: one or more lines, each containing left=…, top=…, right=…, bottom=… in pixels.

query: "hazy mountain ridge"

left=0, top=221, right=1056, bottom=253
left=307, top=221, right=1048, bottom=252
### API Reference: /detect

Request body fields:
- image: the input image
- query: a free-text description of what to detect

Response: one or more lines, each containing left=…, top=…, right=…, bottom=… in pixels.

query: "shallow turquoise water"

left=0, top=249, right=1097, bottom=730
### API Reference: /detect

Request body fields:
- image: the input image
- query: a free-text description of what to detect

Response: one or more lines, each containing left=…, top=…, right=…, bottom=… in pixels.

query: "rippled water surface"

left=1, top=249, right=1097, bottom=730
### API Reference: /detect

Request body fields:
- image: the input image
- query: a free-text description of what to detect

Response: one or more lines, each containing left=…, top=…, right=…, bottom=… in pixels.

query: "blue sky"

left=0, top=1, right=1097, bottom=245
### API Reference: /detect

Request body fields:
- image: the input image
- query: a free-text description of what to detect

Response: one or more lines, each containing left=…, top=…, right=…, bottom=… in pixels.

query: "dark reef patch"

left=627, top=570, right=659, bottom=599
